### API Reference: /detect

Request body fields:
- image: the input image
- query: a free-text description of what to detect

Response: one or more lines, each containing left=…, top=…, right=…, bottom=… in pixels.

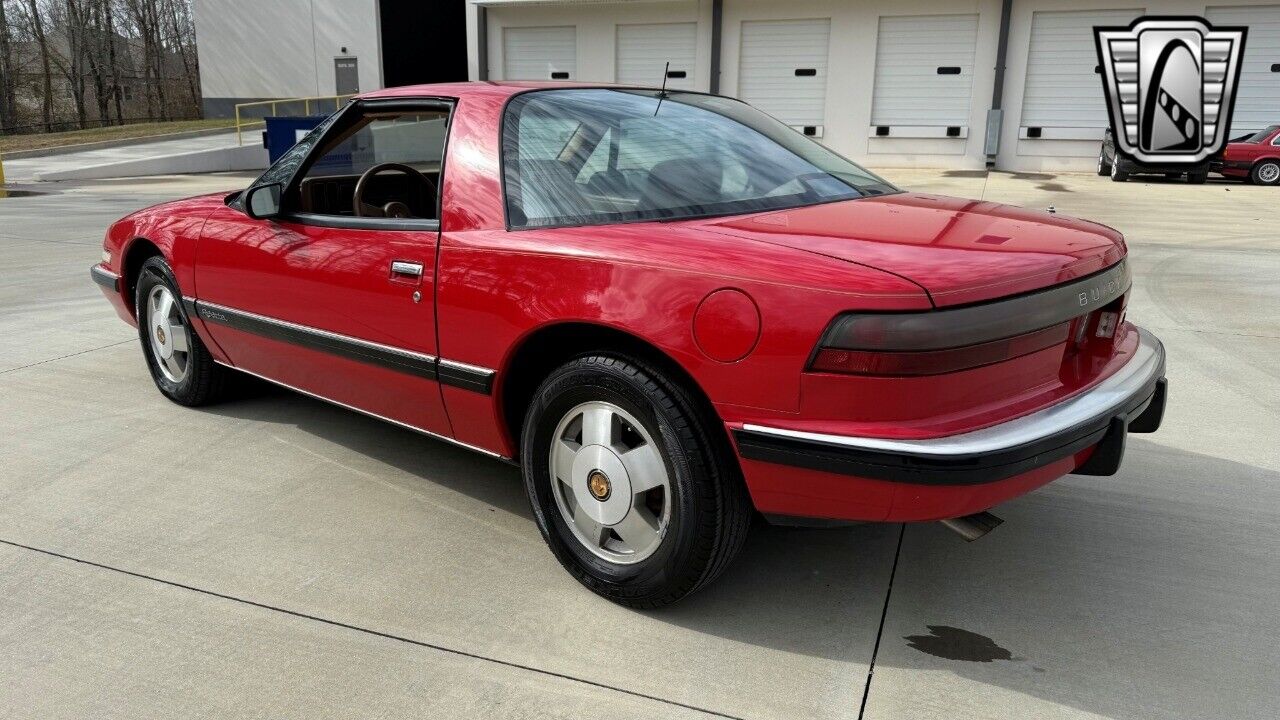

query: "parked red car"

left=1212, top=124, right=1280, bottom=184
left=91, top=83, right=1166, bottom=607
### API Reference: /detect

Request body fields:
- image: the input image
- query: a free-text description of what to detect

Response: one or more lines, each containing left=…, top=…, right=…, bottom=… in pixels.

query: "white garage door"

left=738, top=19, right=831, bottom=133
left=617, top=23, right=697, bottom=90
left=1020, top=9, right=1142, bottom=133
left=1208, top=5, right=1280, bottom=135
left=870, top=14, right=979, bottom=136
left=503, top=26, right=576, bottom=81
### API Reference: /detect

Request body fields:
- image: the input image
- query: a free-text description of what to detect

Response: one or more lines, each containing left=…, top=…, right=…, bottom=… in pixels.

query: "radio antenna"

left=654, top=61, right=670, bottom=117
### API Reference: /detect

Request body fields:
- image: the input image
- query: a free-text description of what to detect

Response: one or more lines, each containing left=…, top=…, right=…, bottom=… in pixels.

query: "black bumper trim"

left=90, top=265, right=120, bottom=291
left=733, top=376, right=1166, bottom=487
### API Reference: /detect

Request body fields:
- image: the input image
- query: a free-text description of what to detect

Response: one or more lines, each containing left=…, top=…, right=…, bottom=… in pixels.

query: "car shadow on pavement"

left=198, top=382, right=1280, bottom=720
left=199, top=380, right=901, bottom=665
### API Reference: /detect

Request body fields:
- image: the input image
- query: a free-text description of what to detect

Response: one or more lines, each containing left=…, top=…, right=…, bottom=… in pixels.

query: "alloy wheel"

left=548, top=400, right=672, bottom=564
left=146, top=284, right=191, bottom=383
left=1258, top=163, right=1280, bottom=184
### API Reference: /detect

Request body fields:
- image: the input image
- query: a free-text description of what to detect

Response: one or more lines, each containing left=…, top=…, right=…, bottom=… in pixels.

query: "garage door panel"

left=1020, top=9, right=1143, bottom=130
left=1208, top=5, right=1280, bottom=134
left=739, top=19, right=831, bottom=128
left=503, top=26, right=576, bottom=81
left=871, top=14, right=978, bottom=131
left=617, top=23, right=697, bottom=90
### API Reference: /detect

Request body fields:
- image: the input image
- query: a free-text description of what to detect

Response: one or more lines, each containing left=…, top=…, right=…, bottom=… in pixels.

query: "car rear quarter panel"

left=435, top=223, right=932, bottom=456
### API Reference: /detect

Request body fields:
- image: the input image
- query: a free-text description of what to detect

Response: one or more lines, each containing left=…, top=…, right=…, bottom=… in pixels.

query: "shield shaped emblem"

left=1095, top=17, right=1247, bottom=164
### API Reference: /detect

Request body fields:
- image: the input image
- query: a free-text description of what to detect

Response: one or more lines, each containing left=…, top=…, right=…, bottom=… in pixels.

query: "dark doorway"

left=379, top=0, right=469, bottom=87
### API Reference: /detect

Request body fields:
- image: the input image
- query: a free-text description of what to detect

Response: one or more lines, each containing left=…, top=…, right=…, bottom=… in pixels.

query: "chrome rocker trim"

left=734, top=328, right=1167, bottom=485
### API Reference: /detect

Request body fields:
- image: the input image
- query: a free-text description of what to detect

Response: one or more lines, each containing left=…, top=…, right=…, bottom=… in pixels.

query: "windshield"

left=1243, top=125, right=1280, bottom=143
left=502, top=89, right=897, bottom=229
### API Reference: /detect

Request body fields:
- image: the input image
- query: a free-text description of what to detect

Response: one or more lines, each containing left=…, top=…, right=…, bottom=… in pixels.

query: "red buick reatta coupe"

left=91, top=82, right=1166, bottom=607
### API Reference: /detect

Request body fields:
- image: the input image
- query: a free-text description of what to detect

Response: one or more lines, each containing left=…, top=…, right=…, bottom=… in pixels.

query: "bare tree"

left=0, top=0, right=19, bottom=130
left=162, top=0, right=194, bottom=110
left=54, top=0, right=91, bottom=128
left=4, top=0, right=199, bottom=133
left=121, top=0, right=165, bottom=120
left=103, top=0, right=123, bottom=123
left=22, top=0, right=55, bottom=132
left=82, top=0, right=107, bottom=124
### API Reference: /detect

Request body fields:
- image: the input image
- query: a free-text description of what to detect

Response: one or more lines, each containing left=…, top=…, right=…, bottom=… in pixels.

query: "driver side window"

left=293, top=109, right=449, bottom=220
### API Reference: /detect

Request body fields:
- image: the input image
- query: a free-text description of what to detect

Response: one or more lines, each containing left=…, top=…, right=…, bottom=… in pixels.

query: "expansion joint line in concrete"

left=0, top=538, right=744, bottom=720
left=858, top=524, right=906, bottom=720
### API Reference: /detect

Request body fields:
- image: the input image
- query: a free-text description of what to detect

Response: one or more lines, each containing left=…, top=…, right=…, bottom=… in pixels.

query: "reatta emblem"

left=1095, top=17, right=1247, bottom=164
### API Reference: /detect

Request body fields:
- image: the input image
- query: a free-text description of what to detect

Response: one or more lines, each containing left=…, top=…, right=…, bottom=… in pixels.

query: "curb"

left=0, top=124, right=258, bottom=160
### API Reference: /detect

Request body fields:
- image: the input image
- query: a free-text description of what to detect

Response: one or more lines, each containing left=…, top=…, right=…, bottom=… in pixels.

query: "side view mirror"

left=244, top=183, right=282, bottom=219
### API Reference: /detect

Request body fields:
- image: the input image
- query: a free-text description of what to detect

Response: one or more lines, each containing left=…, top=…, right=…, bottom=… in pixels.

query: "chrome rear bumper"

left=733, top=328, right=1167, bottom=485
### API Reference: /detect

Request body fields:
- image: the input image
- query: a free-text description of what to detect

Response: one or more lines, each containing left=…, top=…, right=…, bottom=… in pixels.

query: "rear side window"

left=501, top=88, right=896, bottom=229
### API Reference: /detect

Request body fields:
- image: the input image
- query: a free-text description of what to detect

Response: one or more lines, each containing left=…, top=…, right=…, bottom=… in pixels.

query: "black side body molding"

left=190, top=300, right=496, bottom=394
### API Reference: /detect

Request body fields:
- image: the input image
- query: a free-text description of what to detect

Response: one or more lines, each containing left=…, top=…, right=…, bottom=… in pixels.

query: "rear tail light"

left=808, top=262, right=1132, bottom=377
left=810, top=322, right=1070, bottom=376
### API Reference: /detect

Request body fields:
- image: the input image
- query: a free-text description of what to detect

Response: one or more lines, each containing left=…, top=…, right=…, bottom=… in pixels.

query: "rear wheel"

left=1097, top=149, right=1111, bottom=176
left=1110, top=158, right=1129, bottom=182
left=1251, top=160, right=1280, bottom=186
left=1187, top=169, right=1209, bottom=184
left=520, top=354, right=751, bottom=608
left=135, top=256, right=228, bottom=406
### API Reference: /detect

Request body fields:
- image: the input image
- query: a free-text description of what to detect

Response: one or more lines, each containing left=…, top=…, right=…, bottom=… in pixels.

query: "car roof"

left=358, top=80, right=656, bottom=101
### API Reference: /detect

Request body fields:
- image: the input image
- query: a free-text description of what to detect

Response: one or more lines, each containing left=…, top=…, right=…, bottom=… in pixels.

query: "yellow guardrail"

left=234, top=94, right=355, bottom=146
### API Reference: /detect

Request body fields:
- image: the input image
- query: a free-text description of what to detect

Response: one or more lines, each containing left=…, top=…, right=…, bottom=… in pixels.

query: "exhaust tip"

left=940, top=511, right=1004, bottom=542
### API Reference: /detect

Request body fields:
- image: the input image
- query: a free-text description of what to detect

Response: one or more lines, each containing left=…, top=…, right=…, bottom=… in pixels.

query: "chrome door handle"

left=390, top=261, right=423, bottom=277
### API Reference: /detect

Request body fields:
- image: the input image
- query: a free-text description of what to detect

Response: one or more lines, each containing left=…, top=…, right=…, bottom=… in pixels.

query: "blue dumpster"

left=262, top=116, right=326, bottom=163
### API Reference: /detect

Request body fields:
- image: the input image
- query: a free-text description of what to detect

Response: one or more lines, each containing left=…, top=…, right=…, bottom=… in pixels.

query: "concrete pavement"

left=1, top=131, right=263, bottom=183
left=0, top=169, right=1276, bottom=718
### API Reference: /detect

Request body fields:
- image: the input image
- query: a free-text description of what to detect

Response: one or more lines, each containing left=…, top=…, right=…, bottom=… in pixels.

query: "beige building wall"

left=194, top=0, right=382, bottom=115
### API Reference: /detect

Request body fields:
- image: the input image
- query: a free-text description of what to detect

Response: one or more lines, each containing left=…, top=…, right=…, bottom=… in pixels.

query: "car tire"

left=135, top=256, right=229, bottom=406
left=1250, top=160, right=1280, bottom=186
left=1187, top=169, right=1209, bottom=184
left=520, top=354, right=751, bottom=608
left=1110, top=159, right=1129, bottom=182
left=1097, top=150, right=1111, bottom=176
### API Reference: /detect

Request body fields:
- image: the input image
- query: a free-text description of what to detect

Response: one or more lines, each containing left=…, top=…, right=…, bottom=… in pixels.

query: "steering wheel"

left=352, top=162, right=436, bottom=219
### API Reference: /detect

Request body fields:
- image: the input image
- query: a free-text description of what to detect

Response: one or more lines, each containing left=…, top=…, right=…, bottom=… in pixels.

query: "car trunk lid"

left=704, top=193, right=1126, bottom=307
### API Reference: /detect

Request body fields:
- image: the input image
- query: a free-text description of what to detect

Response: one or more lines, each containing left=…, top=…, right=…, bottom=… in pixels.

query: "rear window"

left=1243, top=125, right=1280, bottom=143
left=501, top=88, right=896, bottom=229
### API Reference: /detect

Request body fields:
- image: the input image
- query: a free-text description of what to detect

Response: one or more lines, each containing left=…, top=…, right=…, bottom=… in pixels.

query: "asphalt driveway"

left=0, top=169, right=1276, bottom=719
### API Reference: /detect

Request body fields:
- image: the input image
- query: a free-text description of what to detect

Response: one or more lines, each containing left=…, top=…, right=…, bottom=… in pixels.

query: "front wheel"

left=135, top=256, right=229, bottom=406
left=1187, top=169, right=1209, bottom=184
left=1097, top=150, right=1111, bottom=176
left=1251, top=160, right=1280, bottom=186
left=520, top=355, right=751, bottom=608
